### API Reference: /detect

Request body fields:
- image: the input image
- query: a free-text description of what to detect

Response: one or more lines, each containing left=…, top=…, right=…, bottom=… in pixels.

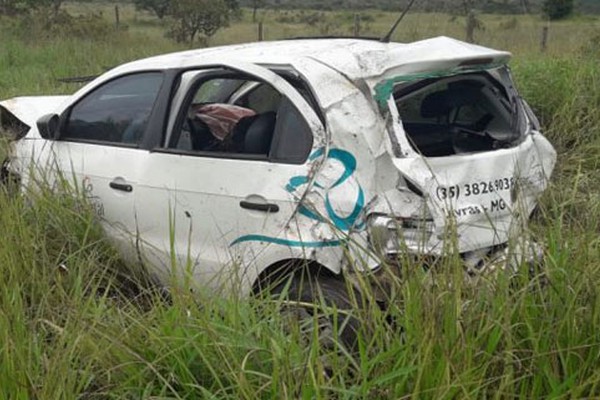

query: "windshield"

left=392, top=70, right=526, bottom=157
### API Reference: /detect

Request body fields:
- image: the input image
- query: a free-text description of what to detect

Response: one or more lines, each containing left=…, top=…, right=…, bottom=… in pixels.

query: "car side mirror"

left=37, top=113, right=60, bottom=140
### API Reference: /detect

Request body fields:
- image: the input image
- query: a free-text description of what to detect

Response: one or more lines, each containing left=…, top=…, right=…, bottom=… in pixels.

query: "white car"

left=0, top=36, right=555, bottom=308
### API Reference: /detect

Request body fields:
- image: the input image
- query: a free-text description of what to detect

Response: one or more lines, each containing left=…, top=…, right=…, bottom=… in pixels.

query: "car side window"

left=63, top=72, right=164, bottom=145
left=234, top=83, right=282, bottom=113
left=170, top=72, right=312, bottom=164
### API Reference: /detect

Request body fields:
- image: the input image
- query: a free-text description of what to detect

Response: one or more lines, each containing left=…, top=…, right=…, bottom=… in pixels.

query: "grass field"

left=1, top=2, right=599, bottom=398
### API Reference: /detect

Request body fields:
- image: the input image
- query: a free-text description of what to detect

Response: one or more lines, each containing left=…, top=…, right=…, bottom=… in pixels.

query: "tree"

left=0, top=0, right=25, bottom=15
left=251, top=0, right=265, bottom=22
left=25, top=0, right=64, bottom=18
left=0, top=0, right=63, bottom=18
left=224, top=0, right=240, bottom=14
left=542, top=0, right=573, bottom=19
left=456, top=0, right=484, bottom=43
left=167, top=0, right=233, bottom=45
left=134, top=0, right=171, bottom=19
left=520, top=0, right=531, bottom=13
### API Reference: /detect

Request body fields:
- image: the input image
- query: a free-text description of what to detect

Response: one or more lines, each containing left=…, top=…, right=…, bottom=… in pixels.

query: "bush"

left=499, top=16, right=518, bottom=30
left=165, top=0, right=232, bottom=45
left=579, top=31, right=600, bottom=59
left=6, top=10, right=116, bottom=42
left=542, top=0, right=574, bottom=20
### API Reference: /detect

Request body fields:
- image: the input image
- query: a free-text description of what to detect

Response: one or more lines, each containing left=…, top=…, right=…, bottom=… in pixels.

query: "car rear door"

left=133, top=62, right=326, bottom=290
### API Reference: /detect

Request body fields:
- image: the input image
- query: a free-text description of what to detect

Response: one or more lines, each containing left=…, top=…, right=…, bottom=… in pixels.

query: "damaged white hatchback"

left=1, top=36, right=555, bottom=343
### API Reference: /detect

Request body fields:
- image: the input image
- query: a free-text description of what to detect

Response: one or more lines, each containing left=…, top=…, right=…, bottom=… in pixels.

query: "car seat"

left=242, top=112, right=276, bottom=155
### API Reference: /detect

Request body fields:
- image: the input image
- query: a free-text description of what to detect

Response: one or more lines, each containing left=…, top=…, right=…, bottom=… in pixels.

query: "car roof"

left=113, top=36, right=512, bottom=81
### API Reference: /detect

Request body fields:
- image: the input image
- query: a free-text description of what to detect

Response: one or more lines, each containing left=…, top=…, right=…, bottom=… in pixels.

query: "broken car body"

left=0, top=36, right=556, bottom=295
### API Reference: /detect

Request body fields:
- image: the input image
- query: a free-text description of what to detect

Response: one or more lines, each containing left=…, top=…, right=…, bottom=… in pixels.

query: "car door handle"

left=239, top=200, right=279, bottom=213
left=109, top=181, right=133, bottom=192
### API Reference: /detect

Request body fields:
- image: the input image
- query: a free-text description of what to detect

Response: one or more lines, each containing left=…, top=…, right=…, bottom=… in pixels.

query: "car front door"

left=133, top=62, right=326, bottom=291
left=52, top=72, right=166, bottom=260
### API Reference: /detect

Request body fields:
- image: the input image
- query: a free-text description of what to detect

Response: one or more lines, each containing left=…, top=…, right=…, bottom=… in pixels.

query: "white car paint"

left=0, top=36, right=556, bottom=295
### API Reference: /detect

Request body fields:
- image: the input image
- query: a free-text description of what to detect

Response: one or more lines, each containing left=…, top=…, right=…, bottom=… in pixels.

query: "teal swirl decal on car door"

left=231, top=147, right=365, bottom=248
left=287, top=148, right=365, bottom=231
left=230, top=235, right=342, bottom=247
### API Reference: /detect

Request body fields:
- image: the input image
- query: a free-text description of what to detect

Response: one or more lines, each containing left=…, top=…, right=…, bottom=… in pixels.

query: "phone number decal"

left=436, top=177, right=516, bottom=201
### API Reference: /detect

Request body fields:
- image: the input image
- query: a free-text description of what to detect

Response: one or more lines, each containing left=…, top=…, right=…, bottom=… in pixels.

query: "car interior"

left=172, top=75, right=282, bottom=156
left=394, top=75, right=520, bottom=157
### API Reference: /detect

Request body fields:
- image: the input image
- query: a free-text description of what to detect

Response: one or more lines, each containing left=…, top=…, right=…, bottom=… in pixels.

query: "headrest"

left=244, top=112, right=276, bottom=154
left=420, top=86, right=481, bottom=119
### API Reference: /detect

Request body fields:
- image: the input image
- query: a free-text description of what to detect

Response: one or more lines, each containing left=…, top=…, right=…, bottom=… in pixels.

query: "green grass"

left=1, top=3, right=600, bottom=399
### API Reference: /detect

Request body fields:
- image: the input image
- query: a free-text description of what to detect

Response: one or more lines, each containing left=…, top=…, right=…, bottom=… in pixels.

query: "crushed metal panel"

left=0, top=103, right=29, bottom=140
left=360, top=62, right=556, bottom=257
left=365, top=38, right=511, bottom=107
left=391, top=134, right=556, bottom=254
left=0, top=96, right=68, bottom=136
left=106, top=37, right=511, bottom=90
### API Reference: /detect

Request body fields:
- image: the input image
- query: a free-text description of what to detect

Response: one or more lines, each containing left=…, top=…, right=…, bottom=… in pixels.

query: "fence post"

left=115, top=5, right=120, bottom=30
left=258, top=21, right=264, bottom=41
left=353, top=13, right=360, bottom=37
left=466, top=10, right=476, bottom=43
left=540, top=25, right=549, bottom=52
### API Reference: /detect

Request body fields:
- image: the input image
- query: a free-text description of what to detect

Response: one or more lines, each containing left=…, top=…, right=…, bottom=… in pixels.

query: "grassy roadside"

left=1, top=5, right=600, bottom=399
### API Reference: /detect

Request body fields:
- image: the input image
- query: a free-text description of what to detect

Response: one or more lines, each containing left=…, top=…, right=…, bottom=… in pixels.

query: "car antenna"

left=380, top=0, right=417, bottom=43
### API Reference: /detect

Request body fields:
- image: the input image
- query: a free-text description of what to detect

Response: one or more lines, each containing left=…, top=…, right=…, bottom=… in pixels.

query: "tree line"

left=0, top=0, right=581, bottom=46
left=240, top=0, right=579, bottom=19
left=0, top=0, right=241, bottom=44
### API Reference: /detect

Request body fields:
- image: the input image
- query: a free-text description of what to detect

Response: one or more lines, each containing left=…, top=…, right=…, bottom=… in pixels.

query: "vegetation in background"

left=236, top=0, right=595, bottom=14
left=0, top=0, right=64, bottom=16
left=0, top=3, right=599, bottom=398
left=542, top=0, right=574, bottom=20
left=133, top=0, right=170, bottom=19
left=166, top=0, right=237, bottom=44
left=250, top=0, right=265, bottom=22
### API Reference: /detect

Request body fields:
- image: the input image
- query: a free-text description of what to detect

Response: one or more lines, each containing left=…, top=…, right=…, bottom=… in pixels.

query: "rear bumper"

left=349, top=239, right=546, bottom=303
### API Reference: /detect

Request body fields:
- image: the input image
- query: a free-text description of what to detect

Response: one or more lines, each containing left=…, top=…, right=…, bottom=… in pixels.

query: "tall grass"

left=0, top=5, right=599, bottom=399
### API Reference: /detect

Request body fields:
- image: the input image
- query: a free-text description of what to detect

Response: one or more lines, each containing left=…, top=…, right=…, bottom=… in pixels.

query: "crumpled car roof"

left=113, top=36, right=512, bottom=81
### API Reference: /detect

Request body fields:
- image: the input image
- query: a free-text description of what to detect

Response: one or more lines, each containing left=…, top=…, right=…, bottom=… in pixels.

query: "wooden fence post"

left=258, top=21, right=264, bottom=42
left=466, top=10, right=476, bottom=43
left=540, top=25, right=549, bottom=52
left=115, top=5, right=120, bottom=31
left=353, top=13, right=360, bottom=37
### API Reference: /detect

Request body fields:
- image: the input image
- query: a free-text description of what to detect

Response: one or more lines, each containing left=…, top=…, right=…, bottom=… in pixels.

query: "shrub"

left=165, top=0, right=232, bottom=45
left=542, top=0, right=574, bottom=20
left=6, top=10, right=115, bottom=42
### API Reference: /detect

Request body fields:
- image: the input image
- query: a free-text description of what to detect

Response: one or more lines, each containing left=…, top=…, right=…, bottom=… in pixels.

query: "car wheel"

left=270, top=270, right=362, bottom=355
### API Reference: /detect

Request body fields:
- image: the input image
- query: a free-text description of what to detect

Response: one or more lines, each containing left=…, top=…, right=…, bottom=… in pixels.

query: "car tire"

left=269, top=269, right=362, bottom=354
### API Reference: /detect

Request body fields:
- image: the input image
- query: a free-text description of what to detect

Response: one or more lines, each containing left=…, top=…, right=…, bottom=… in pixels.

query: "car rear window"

left=393, top=72, right=525, bottom=157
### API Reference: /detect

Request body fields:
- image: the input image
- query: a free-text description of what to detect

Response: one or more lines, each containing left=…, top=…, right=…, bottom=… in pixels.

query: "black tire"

left=1, top=158, right=20, bottom=196
left=270, top=269, right=362, bottom=354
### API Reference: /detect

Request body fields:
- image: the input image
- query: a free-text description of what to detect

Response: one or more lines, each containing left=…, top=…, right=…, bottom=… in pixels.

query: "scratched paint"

left=231, top=147, right=365, bottom=248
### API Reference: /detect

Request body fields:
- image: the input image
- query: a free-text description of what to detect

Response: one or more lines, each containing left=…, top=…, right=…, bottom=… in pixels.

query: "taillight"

left=367, top=213, right=433, bottom=254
